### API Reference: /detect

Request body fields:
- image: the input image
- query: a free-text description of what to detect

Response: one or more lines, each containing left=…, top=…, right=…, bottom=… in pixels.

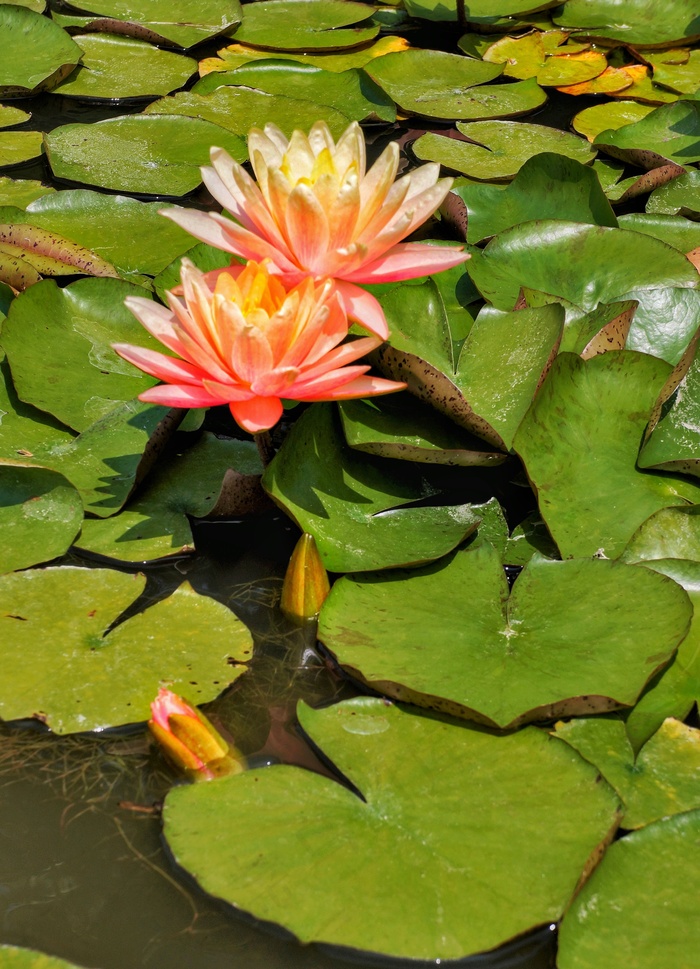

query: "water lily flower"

left=113, top=258, right=405, bottom=434
left=162, top=121, right=469, bottom=339
left=148, top=687, right=245, bottom=781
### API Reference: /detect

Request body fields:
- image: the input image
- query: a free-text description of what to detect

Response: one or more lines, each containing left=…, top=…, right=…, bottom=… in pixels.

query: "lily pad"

left=572, top=100, right=656, bottom=142
left=504, top=512, right=559, bottom=566
left=553, top=0, right=700, bottom=46
left=0, top=947, right=91, bottom=969
left=163, top=696, right=619, bottom=961
left=0, top=567, right=252, bottom=732
left=231, top=0, right=378, bottom=51
left=338, top=393, right=505, bottom=466
left=365, top=48, right=502, bottom=119
left=413, top=121, right=595, bottom=181
left=0, top=131, right=43, bottom=168
left=192, top=60, right=395, bottom=123
left=0, top=5, right=81, bottom=97
left=0, top=105, right=30, bottom=129
left=0, top=177, right=53, bottom=208
left=404, top=0, right=561, bottom=21
left=0, top=277, right=161, bottom=432
left=262, top=403, right=479, bottom=572
left=557, top=811, right=700, bottom=969
left=453, top=152, right=617, bottom=245
left=0, top=222, right=118, bottom=280
left=483, top=32, right=607, bottom=87
left=646, top=168, right=700, bottom=216
left=618, top=212, right=700, bottom=253
left=467, top=221, right=699, bottom=312
left=44, top=115, right=247, bottom=197
left=0, top=464, right=83, bottom=574
left=0, top=350, right=74, bottom=463
left=556, top=65, right=638, bottom=97
left=51, top=34, right=197, bottom=100
left=144, top=85, right=353, bottom=140
left=653, top=48, right=700, bottom=93
left=594, top=99, right=700, bottom=166
left=198, top=34, right=408, bottom=75
left=57, top=0, right=242, bottom=49
left=76, top=432, right=261, bottom=561
left=554, top=717, right=700, bottom=830
left=513, top=351, right=700, bottom=558
left=318, top=544, right=691, bottom=728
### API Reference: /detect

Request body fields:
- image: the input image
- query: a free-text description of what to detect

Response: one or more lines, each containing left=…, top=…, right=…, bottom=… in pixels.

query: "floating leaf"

left=262, top=403, right=479, bottom=572
left=51, top=34, right=197, bottom=100
left=553, top=0, right=700, bottom=46
left=0, top=105, right=30, bottom=129
left=57, top=0, right=242, bottom=49
left=198, top=34, right=408, bottom=75
left=404, top=0, right=562, bottom=22
left=0, top=464, right=83, bottom=574
left=231, top=0, right=378, bottom=51
left=0, top=946, right=90, bottom=969
left=513, top=351, right=700, bottom=558
left=0, top=177, right=53, bottom=208
left=623, top=285, right=700, bottom=364
left=76, top=432, right=261, bottom=561
left=0, top=223, right=118, bottom=279
left=572, top=100, right=656, bottom=142
left=646, top=168, right=700, bottom=216
left=365, top=48, right=503, bottom=118
left=318, top=544, right=691, bottom=728
left=483, top=32, right=607, bottom=87
left=0, top=568, right=252, bottom=732
left=164, top=696, right=619, bottom=961
left=414, top=121, right=595, bottom=181
left=504, top=512, right=559, bottom=566
left=0, top=277, right=160, bottom=432
left=556, top=65, right=637, bottom=96
left=0, top=131, right=43, bottom=168
left=554, top=718, right=700, bottom=830
left=453, top=152, right=617, bottom=245
left=0, top=5, right=81, bottom=96
left=557, top=812, right=700, bottom=969
left=0, top=350, right=74, bottom=463
left=44, top=115, right=247, bottom=196
left=594, top=99, right=700, bottom=167
left=605, top=66, right=678, bottom=106
left=652, top=48, right=700, bottom=93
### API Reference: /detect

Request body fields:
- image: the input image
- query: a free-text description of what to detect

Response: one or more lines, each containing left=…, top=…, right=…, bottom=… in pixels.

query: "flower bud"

left=280, top=532, right=330, bottom=621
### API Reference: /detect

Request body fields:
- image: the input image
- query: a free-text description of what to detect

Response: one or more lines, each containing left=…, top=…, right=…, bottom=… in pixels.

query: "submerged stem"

left=254, top=430, right=276, bottom=467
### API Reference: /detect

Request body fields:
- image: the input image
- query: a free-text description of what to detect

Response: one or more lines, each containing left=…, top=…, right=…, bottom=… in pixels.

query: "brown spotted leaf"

left=0, top=224, right=118, bottom=278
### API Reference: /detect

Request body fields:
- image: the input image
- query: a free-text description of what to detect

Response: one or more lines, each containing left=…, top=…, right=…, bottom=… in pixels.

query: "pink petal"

left=230, top=396, right=284, bottom=433
left=293, top=335, right=382, bottom=385
left=342, top=243, right=470, bottom=284
left=308, top=374, right=407, bottom=400
left=335, top=281, right=389, bottom=339
left=230, top=323, right=275, bottom=385
left=112, top=342, right=204, bottom=385
left=139, top=384, right=225, bottom=408
left=285, top=183, right=330, bottom=272
left=286, top=365, right=371, bottom=398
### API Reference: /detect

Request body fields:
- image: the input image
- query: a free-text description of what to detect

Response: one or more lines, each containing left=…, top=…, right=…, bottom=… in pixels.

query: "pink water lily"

left=162, top=121, right=469, bottom=339
left=113, top=258, right=404, bottom=434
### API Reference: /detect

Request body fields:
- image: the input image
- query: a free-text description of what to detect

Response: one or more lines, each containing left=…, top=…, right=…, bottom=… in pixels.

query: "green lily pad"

left=262, top=403, right=479, bottom=573
left=594, top=100, right=700, bottom=167
left=467, top=221, right=699, bottom=312
left=605, top=67, right=679, bottom=107
left=164, top=696, right=619, bottom=962
left=152, top=241, right=232, bottom=302
left=404, top=0, right=561, bottom=21
left=0, top=6, right=81, bottom=97
left=0, top=105, right=30, bottom=129
left=193, top=60, right=395, bottom=123
left=232, top=0, right=378, bottom=51
left=0, top=946, right=91, bottom=969
left=646, top=168, right=700, bottom=216
left=199, top=34, right=408, bottom=74
left=514, top=352, right=700, bottom=558
left=338, top=393, right=505, bottom=466
left=623, top=505, right=700, bottom=563
left=0, top=222, right=118, bottom=280
left=365, top=48, right=502, bottom=119
left=557, top=811, right=700, bottom=969
left=0, top=131, right=43, bottom=168
left=482, top=32, right=607, bottom=87
left=44, top=115, right=247, bottom=197
left=504, top=512, right=559, bottom=566
left=639, top=330, right=700, bottom=475
left=144, top=85, right=353, bottom=140
left=318, top=544, right=691, bottom=728
left=554, top=718, right=700, bottom=830
left=0, top=277, right=161, bottom=432
left=0, top=177, right=53, bottom=208
left=57, top=0, right=242, bottom=49
left=0, top=464, right=83, bottom=574
left=0, top=567, right=252, bottom=732
left=618, top=212, right=700, bottom=253
left=76, top=432, right=261, bottom=561
left=413, top=121, right=596, bottom=181
left=554, top=0, right=700, bottom=46
left=653, top=48, right=700, bottom=93
left=370, top=280, right=562, bottom=449
left=51, top=34, right=196, bottom=100
left=453, top=152, right=617, bottom=245
left=572, top=100, right=656, bottom=142
left=9, top=191, right=195, bottom=279
left=0, top=350, right=74, bottom=463
left=617, top=287, right=700, bottom=365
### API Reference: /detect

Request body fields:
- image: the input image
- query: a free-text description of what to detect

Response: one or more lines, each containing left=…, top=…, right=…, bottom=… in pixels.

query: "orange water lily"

left=163, top=121, right=469, bottom=339
left=113, top=258, right=404, bottom=433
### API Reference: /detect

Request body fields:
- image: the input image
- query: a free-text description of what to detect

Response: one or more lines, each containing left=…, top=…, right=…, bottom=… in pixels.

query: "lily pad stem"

left=254, top=430, right=275, bottom=467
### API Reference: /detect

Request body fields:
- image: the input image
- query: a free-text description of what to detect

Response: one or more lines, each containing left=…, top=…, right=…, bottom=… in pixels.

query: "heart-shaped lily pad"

left=318, top=543, right=691, bottom=728
left=0, top=350, right=74, bottom=462
left=231, top=0, right=378, bottom=51
left=572, top=101, right=655, bottom=142
left=646, top=168, right=700, bottom=217
left=594, top=99, right=700, bottom=167
left=163, top=696, right=619, bottom=962
left=0, top=177, right=53, bottom=208
left=513, top=351, right=700, bottom=558
left=414, top=121, right=595, bottom=181
left=44, top=115, right=247, bottom=196
left=0, top=464, right=83, bottom=574
left=51, top=33, right=197, bottom=100
left=262, top=403, right=479, bottom=572
left=557, top=811, right=700, bottom=969
left=0, top=277, right=161, bottom=432
left=554, top=717, right=700, bottom=830
left=0, top=131, right=43, bottom=168
left=0, top=5, right=81, bottom=97
left=554, top=0, right=700, bottom=46
left=0, top=106, right=30, bottom=129
left=0, top=567, right=253, bottom=732
left=199, top=34, right=407, bottom=75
